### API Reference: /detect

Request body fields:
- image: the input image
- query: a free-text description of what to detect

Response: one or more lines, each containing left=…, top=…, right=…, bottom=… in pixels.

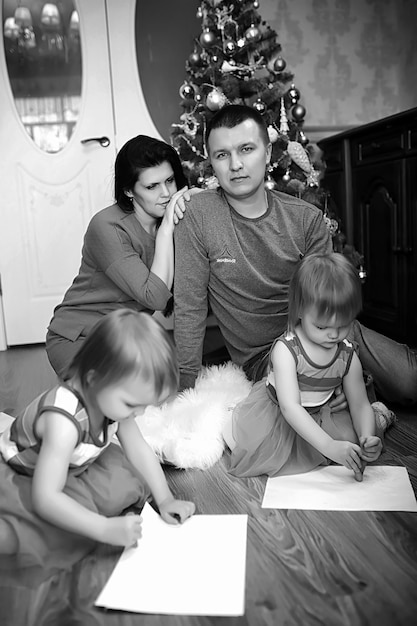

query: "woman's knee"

left=45, top=331, right=82, bottom=379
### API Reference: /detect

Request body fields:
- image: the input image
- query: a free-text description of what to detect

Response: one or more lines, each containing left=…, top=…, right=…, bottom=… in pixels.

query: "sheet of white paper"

left=262, top=465, right=417, bottom=511
left=95, top=504, right=248, bottom=616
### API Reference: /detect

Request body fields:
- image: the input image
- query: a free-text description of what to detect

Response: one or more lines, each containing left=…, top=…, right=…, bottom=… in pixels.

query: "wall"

left=137, top=0, right=416, bottom=143
left=262, top=0, right=417, bottom=137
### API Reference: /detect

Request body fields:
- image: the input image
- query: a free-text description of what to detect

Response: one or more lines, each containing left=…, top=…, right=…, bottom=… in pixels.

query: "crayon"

left=354, top=445, right=366, bottom=482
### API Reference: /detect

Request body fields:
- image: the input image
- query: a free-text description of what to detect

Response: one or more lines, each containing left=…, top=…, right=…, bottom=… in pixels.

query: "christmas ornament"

left=306, top=167, right=320, bottom=186
left=180, top=113, right=199, bottom=138
left=292, top=104, right=306, bottom=121
left=188, top=51, right=201, bottom=67
left=206, top=88, right=227, bottom=111
left=267, top=125, right=279, bottom=143
left=196, top=6, right=203, bottom=19
left=279, top=98, right=289, bottom=134
left=206, top=175, right=219, bottom=189
left=200, top=28, right=217, bottom=48
left=253, top=0, right=260, bottom=7
left=245, top=24, right=261, bottom=43
left=237, top=37, right=246, bottom=48
left=273, top=57, right=286, bottom=72
left=224, top=39, right=237, bottom=56
left=288, top=84, right=300, bottom=104
left=324, top=215, right=339, bottom=236
left=221, top=60, right=237, bottom=73
left=179, top=82, right=195, bottom=100
left=287, top=141, right=311, bottom=173
left=265, top=175, right=277, bottom=190
left=282, top=170, right=291, bottom=183
left=253, top=99, right=266, bottom=114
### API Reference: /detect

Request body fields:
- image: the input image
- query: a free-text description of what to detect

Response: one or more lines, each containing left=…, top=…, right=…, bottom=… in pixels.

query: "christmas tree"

left=170, top=0, right=363, bottom=268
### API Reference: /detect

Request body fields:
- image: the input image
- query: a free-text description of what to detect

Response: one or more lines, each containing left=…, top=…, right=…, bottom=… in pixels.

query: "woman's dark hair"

left=288, top=253, right=362, bottom=331
left=115, top=135, right=187, bottom=212
left=67, top=309, right=179, bottom=399
left=205, top=104, right=270, bottom=150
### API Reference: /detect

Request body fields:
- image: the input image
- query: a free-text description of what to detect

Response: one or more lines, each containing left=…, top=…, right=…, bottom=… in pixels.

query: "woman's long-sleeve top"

left=48, top=203, right=172, bottom=341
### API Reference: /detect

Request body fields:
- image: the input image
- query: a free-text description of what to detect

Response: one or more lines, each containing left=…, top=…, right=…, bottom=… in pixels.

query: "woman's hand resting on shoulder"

left=166, top=186, right=204, bottom=225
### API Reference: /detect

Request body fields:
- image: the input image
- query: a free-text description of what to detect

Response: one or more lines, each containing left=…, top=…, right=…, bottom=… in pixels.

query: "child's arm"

left=342, top=352, right=383, bottom=462
left=33, top=412, right=142, bottom=547
left=117, top=417, right=195, bottom=524
left=272, top=342, right=363, bottom=473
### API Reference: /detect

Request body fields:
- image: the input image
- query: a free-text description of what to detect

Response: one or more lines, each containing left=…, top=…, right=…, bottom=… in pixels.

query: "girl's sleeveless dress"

left=228, top=332, right=355, bottom=478
left=0, top=384, right=149, bottom=571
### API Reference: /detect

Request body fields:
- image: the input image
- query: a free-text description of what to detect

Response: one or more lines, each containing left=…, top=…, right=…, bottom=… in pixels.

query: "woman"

left=46, top=135, right=193, bottom=378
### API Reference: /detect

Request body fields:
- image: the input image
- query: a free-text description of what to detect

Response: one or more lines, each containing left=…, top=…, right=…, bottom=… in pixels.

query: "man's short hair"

left=205, top=104, right=270, bottom=148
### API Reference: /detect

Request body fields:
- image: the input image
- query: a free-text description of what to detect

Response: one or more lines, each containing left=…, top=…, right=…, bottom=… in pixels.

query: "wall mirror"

left=3, top=0, right=81, bottom=153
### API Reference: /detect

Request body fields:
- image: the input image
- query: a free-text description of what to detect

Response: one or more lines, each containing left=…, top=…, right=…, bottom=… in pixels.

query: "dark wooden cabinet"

left=319, top=108, right=417, bottom=345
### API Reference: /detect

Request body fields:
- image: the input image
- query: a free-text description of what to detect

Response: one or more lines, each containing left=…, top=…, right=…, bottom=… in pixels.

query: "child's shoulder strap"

left=37, top=385, right=84, bottom=443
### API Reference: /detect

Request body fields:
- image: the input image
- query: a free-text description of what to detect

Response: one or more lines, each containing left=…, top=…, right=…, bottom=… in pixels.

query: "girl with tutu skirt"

left=0, top=309, right=195, bottom=570
left=226, top=253, right=394, bottom=479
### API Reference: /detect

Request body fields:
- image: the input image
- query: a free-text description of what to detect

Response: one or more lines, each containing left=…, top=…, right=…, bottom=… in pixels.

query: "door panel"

left=0, top=0, right=116, bottom=345
left=105, top=0, right=161, bottom=151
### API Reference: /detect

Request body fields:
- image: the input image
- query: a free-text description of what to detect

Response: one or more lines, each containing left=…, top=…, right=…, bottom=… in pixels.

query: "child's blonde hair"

left=67, top=309, right=178, bottom=397
left=288, top=253, right=362, bottom=331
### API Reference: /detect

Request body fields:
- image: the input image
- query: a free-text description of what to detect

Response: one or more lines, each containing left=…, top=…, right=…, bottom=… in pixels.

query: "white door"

left=0, top=0, right=160, bottom=346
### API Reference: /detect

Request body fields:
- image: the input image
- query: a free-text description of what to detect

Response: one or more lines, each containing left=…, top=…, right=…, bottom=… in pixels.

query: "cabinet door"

left=353, top=161, right=408, bottom=341
left=406, top=157, right=417, bottom=345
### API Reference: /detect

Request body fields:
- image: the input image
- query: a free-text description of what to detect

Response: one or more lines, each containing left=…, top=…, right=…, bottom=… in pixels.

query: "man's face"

left=207, top=119, right=272, bottom=202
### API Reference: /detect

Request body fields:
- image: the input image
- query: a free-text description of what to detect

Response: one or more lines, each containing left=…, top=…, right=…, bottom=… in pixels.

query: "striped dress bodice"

left=266, top=332, right=354, bottom=407
left=0, top=384, right=118, bottom=476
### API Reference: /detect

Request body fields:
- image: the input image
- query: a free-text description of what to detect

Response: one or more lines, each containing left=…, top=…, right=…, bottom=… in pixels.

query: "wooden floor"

left=1, top=345, right=417, bottom=626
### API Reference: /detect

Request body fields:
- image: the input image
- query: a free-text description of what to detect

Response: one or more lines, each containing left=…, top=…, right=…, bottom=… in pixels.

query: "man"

left=173, top=105, right=417, bottom=406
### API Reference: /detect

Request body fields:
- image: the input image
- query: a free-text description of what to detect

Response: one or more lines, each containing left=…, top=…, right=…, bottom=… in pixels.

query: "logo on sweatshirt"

left=216, top=246, right=236, bottom=263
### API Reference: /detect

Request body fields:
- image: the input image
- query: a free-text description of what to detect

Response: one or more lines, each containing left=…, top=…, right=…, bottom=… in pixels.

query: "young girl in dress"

left=226, top=253, right=394, bottom=479
left=0, top=309, right=195, bottom=568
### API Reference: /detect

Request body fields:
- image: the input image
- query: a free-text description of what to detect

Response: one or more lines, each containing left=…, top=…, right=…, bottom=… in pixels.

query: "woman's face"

left=129, top=161, right=177, bottom=220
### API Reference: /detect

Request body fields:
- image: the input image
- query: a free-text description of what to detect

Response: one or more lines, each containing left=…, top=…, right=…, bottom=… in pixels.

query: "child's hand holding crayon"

left=354, top=435, right=383, bottom=481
